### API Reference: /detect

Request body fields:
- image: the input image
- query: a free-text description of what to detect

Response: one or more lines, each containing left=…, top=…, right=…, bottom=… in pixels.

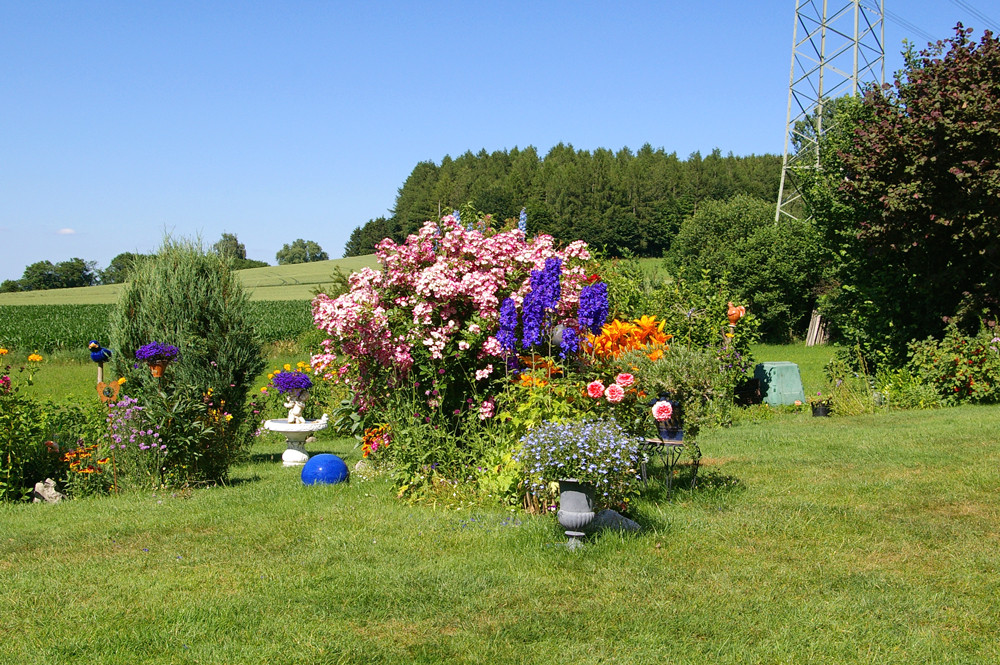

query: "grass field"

left=0, top=255, right=379, bottom=305
left=2, top=399, right=998, bottom=664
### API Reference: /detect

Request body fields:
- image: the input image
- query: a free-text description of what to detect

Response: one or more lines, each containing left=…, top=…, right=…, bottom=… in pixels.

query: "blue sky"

left=1, top=1, right=994, bottom=282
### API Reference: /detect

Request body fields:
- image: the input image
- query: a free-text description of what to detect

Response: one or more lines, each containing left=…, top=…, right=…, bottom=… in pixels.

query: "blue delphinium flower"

left=518, top=208, right=527, bottom=233
left=559, top=327, right=579, bottom=358
left=521, top=258, right=562, bottom=348
left=578, top=281, right=609, bottom=335
left=497, top=297, right=519, bottom=351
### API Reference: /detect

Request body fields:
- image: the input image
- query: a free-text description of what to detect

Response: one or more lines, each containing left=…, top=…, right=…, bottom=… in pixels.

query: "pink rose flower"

left=652, top=400, right=673, bottom=421
left=587, top=380, right=605, bottom=399
left=605, top=384, right=625, bottom=403
left=615, top=373, right=635, bottom=388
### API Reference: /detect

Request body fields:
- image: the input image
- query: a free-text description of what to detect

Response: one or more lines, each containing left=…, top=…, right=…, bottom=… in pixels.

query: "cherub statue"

left=285, top=390, right=308, bottom=424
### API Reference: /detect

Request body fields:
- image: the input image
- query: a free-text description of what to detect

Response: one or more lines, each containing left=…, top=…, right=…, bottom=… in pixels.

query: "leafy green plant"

left=874, top=367, right=941, bottom=410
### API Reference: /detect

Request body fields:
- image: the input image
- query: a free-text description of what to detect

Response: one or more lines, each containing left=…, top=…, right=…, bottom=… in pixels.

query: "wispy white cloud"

left=57, top=228, right=76, bottom=235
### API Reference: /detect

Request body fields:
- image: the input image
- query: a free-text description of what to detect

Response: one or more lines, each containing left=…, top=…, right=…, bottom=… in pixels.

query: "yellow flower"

left=260, top=387, right=268, bottom=393
left=0, top=348, right=8, bottom=355
left=28, top=352, right=43, bottom=363
left=117, top=377, right=126, bottom=385
left=225, top=414, right=233, bottom=421
left=267, top=373, right=275, bottom=380
left=297, top=361, right=308, bottom=369
left=283, top=364, right=292, bottom=371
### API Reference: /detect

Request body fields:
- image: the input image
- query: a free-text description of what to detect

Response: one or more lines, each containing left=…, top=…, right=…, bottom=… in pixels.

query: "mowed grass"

left=2, top=401, right=999, bottom=664
left=0, top=254, right=378, bottom=305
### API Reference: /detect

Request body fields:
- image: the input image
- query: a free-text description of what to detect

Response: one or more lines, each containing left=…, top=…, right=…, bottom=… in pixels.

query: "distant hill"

left=0, top=255, right=378, bottom=305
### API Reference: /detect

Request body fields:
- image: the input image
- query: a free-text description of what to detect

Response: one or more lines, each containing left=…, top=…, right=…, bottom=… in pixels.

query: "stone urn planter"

left=557, top=479, right=596, bottom=550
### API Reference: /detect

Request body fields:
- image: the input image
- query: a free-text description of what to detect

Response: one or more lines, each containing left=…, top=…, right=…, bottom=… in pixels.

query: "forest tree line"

left=344, top=144, right=782, bottom=257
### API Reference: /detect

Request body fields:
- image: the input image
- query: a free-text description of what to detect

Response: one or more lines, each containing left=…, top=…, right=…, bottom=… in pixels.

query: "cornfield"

left=0, top=302, right=315, bottom=353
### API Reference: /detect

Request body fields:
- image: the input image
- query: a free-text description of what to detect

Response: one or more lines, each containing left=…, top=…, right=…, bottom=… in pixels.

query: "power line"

left=949, top=0, right=1000, bottom=33
left=861, top=2, right=936, bottom=43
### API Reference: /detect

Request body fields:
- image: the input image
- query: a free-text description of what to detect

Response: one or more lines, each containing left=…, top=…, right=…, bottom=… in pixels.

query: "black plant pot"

left=811, top=402, right=831, bottom=417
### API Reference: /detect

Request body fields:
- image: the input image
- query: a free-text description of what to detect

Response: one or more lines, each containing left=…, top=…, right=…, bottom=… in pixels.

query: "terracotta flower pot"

left=148, top=360, right=169, bottom=378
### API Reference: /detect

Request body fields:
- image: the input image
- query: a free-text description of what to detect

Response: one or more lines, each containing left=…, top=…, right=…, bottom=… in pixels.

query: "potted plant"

left=650, top=396, right=683, bottom=441
left=808, top=391, right=832, bottom=417
left=270, top=370, right=314, bottom=424
left=515, top=418, right=640, bottom=548
left=135, top=342, right=180, bottom=377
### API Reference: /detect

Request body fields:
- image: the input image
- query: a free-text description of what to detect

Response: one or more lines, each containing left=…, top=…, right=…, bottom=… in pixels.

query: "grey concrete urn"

left=557, top=479, right=596, bottom=549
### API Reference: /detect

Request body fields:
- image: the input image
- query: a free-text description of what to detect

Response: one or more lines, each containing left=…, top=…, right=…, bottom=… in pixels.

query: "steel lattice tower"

left=775, top=0, right=885, bottom=221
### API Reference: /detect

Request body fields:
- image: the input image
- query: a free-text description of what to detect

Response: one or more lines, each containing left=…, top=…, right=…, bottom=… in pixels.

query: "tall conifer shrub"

left=109, top=238, right=265, bottom=482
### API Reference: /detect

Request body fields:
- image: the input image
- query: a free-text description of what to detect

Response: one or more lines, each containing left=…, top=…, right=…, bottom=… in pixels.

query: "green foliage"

left=343, top=216, right=397, bottom=257
left=805, top=27, right=1000, bottom=364
left=907, top=322, right=1000, bottom=404
left=108, top=238, right=265, bottom=483
left=873, top=367, right=942, bottom=410
left=276, top=239, right=329, bottom=265
left=616, top=346, right=726, bottom=454
left=99, top=252, right=149, bottom=284
left=347, top=145, right=781, bottom=259
left=648, top=272, right=761, bottom=356
left=212, top=232, right=247, bottom=260
left=0, top=301, right=312, bottom=353
left=4, top=258, right=99, bottom=292
left=667, top=194, right=825, bottom=341
left=823, top=350, right=879, bottom=416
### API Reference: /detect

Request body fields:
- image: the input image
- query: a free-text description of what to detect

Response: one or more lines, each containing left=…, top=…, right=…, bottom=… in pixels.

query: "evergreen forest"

left=344, top=144, right=782, bottom=257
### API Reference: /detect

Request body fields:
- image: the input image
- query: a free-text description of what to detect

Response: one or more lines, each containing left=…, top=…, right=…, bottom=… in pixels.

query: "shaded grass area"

left=2, top=406, right=999, bottom=663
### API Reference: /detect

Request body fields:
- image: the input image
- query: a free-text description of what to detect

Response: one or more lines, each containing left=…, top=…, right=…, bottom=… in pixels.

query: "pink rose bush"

left=312, top=215, right=593, bottom=414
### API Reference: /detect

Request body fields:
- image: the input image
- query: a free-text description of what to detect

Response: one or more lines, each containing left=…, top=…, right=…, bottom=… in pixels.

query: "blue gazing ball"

left=301, top=454, right=349, bottom=485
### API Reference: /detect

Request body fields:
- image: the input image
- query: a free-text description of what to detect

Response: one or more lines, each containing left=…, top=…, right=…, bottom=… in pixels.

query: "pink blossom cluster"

left=311, top=215, right=593, bottom=410
left=587, top=374, right=636, bottom=404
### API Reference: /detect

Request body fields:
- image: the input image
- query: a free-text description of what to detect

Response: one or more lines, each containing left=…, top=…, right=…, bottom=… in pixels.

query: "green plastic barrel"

left=753, top=361, right=806, bottom=406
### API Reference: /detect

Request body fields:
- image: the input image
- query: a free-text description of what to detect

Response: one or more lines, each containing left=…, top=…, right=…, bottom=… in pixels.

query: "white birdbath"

left=263, top=414, right=330, bottom=466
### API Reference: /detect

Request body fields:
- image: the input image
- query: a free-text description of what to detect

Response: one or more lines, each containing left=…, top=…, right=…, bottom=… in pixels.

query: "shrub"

left=907, top=323, right=1000, bottom=404
left=109, top=238, right=265, bottom=483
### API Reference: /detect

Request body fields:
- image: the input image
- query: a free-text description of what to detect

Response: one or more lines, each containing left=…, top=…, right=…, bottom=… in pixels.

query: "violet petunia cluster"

left=135, top=342, right=180, bottom=362
left=271, top=371, right=313, bottom=394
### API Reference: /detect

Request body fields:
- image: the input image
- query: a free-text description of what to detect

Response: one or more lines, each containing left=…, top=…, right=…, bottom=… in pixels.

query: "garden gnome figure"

left=285, top=391, right=308, bottom=424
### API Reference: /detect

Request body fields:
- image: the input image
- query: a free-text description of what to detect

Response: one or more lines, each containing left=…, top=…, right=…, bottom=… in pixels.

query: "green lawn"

left=2, top=400, right=998, bottom=664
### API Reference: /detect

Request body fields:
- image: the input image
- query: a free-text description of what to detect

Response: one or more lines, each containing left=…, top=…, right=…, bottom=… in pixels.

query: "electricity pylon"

left=775, top=0, right=885, bottom=221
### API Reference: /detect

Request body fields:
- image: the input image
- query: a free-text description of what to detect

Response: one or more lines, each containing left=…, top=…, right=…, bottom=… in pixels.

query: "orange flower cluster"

left=62, top=443, right=106, bottom=474
left=362, top=423, right=391, bottom=458
left=588, top=315, right=672, bottom=360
